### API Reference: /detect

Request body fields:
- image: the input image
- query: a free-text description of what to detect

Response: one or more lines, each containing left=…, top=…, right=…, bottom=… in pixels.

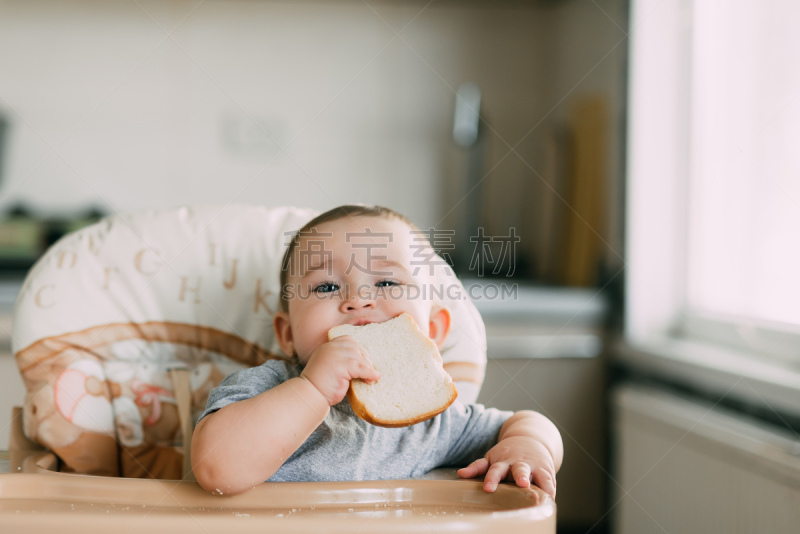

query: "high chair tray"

left=0, top=468, right=555, bottom=533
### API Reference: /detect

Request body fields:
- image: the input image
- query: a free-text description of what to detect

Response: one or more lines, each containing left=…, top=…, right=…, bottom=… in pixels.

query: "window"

left=627, top=0, right=800, bottom=364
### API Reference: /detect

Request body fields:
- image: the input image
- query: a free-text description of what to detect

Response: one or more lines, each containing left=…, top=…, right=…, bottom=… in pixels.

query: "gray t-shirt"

left=199, top=359, right=513, bottom=482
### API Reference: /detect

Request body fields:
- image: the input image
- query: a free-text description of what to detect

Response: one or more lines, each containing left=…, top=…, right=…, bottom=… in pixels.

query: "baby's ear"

left=428, top=306, right=451, bottom=349
left=273, top=311, right=294, bottom=357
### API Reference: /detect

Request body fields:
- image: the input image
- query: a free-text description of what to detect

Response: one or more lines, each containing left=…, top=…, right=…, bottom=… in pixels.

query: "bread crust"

left=329, top=313, right=458, bottom=428
left=346, top=382, right=458, bottom=428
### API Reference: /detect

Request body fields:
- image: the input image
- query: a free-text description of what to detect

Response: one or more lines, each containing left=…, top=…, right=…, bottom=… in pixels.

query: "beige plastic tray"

left=0, top=451, right=555, bottom=533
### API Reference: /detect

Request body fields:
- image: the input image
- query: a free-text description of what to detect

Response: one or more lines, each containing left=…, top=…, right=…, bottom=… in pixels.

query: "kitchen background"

left=0, top=1, right=626, bottom=531
left=0, top=0, right=626, bottom=279
left=17, top=1, right=798, bottom=534
left=3, top=0, right=625, bottom=532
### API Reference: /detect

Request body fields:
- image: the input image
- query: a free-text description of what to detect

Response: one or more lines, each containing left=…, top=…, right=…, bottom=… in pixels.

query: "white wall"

left=0, top=0, right=561, bottom=232
left=0, top=1, right=626, bottom=257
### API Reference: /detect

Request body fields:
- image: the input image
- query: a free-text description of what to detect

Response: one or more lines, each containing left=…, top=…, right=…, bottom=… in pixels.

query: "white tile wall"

left=0, top=0, right=626, bottom=249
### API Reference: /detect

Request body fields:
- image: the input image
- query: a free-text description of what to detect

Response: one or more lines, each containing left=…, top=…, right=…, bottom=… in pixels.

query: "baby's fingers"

left=531, top=466, right=556, bottom=499
left=510, top=462, right=531, bottom=489
left=356, top=359, right=381, bottom=383
left=353, top=344, right=380, bottom=383
left=457, top=458, right=489, bottom=480
left=482, top=462, right=510, bottom=493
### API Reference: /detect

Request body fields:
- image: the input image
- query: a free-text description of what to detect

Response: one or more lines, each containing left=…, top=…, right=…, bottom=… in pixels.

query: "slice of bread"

left=328, top=312, right=458, bottom=428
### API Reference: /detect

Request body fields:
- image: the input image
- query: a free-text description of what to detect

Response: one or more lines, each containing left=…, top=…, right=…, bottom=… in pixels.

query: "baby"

left=191, top=205, right=562, bottom=497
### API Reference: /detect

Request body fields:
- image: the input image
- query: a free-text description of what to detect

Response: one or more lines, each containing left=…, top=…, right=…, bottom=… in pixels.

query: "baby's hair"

left=279, top=205, right=421, bottom=312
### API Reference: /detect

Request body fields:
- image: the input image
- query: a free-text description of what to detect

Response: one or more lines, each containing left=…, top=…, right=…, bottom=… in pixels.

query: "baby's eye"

left=376, top=279, right=400, bottom=287
left=313, top=282, right=340, bottom=293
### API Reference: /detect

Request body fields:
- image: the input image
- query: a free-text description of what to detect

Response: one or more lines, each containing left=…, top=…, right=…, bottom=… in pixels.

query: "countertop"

left=462, top=278, right=608, bottom=359
left=462, top=278, right=608, bottom=327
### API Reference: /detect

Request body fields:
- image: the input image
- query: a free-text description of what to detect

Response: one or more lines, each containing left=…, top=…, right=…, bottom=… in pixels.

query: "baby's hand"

left=300, top=336, right=380, bottom=406
left=457, top=436, right=557, bottom=499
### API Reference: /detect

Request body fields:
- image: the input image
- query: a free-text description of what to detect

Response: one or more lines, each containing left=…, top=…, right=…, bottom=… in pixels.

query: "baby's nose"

left=344, top=300, right=374, bottom=311
left=341, top=287, right=376, bottom=311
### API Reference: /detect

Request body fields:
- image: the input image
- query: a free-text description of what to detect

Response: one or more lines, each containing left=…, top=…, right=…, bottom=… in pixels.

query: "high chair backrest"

left=12, top=205, right=487, bottom=479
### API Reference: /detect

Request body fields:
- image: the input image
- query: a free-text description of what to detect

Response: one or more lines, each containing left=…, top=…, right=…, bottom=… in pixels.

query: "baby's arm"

left=192, top=372, right=328, bottom=495
left=457, top=410, right=563, bottom=498
left=191, top=336, right=379, bottom=495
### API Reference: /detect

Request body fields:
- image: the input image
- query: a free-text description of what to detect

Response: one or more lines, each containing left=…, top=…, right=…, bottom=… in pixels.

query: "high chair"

left=0, top=205, right=555, bottom=532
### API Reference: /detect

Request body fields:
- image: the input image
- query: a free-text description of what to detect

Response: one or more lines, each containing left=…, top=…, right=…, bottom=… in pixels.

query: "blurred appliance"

left=449, top=82, right=487, bottom=275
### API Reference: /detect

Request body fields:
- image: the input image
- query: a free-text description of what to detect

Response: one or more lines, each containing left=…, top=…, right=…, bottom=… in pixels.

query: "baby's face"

left=279, top=216, right=443, bottom=364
